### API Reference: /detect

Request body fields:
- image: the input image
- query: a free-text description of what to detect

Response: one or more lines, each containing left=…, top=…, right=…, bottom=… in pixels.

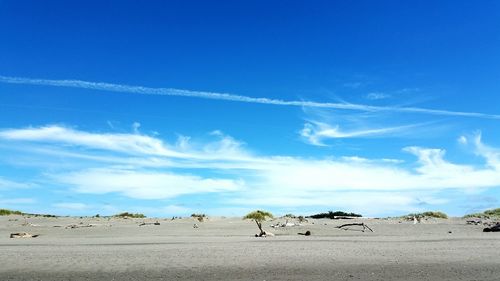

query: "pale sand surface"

left=1, top=215, right=499, bottom=280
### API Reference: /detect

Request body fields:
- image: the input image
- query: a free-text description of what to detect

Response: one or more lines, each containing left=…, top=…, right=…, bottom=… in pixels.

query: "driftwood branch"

left=139, top=221, right=160, bottom=226
left=65, top=224, right=94, bottom=229
left=297, top=230, right=311, bottom=236
left=10, top=232, right=39, bottom=238
left=483, top=223, right=500, bottom=232
left=336, top=223, right=374, bottom=232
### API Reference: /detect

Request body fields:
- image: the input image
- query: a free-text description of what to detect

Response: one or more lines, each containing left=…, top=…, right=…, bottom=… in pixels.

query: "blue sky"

left=1, top=1, right=499, bottom=217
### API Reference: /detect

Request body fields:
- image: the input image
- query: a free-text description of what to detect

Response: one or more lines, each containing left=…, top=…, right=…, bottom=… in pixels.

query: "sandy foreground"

left=0, top=215, right=499, bottom=281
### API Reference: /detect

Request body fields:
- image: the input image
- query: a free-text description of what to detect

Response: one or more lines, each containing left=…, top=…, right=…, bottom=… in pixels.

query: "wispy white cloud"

left=0, top=125, right=190, bottom=159
left=252, top=150, right=500, bottom=192
left=396, top=88, right=420, bottom=94
left=343, top=82, right=362, bottom=89
left=366, top=92, right=391, bottom=100
left=458, top=135, right=468, bottom=145
left=470, top=133, right=500, bottom=169
left=457, top=132, right=500, bottom=170
left=50, top=168, right=243, bottom=200
left=53, top=202, right=89, bottom=210
left=0, top=125, right=257, bottom=163
left=0, top=177, right=35, bottom=189
left=365, top=88, right=420, bottom=101
left=1, top=125, right=500, bottom=215
left=119, top=204, right=191, bottom=217
left=132, top=122, right=141, bottom=134
left=1, top=75, right=500, bottom=119
left=300, top=121, right=420, bottom=145
left=2, top=125, right=500, bottom=192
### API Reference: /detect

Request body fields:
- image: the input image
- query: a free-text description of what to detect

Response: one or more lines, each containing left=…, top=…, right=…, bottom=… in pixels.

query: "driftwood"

left=65, top=224, right=94, bottom=229
left=298, top=230, right=311, bottom=236
left=254, top=231, right=275, bottom=237
left=10, top=232, right=39, bottom=238
left=22, top=222, right=40, bottom=227
left=336, top=223, right=374, bottom=232
left=139, top=221, right=160, bottom=226
left=483, top=223, right=500, bottom=232
left=271, top=220, right=300, bottom=228
left=466, top=219, right=482, bottom=225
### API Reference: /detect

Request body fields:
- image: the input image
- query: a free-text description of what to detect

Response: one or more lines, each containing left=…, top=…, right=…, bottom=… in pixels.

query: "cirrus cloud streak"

left=2, top=75, right=500, bottom=119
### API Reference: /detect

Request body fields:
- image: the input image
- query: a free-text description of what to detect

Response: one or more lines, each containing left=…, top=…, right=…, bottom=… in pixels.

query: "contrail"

left=1, top=75, right=499, bottom=119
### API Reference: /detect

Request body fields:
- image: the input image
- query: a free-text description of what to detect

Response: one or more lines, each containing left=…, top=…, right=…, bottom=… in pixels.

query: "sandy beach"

left=0, top=215, right=499, bottom=280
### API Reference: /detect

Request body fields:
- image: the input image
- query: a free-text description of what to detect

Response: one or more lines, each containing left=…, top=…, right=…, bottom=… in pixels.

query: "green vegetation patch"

left=464, top=208, right=500, bottom=218
left=0, top=209, right=23, bottom=216
left=485, top=208, right=500, bottom=217
left=407, top=211, right=448, bottom=219
left=0, top=209, right=58, bottom=217
left=114, top=212, right=146, bottom=218
left=308, top=211, right=362, bottom=219
left=244, top=210, right=273, bottom=222
left=191, top=213, right=206, bottom=218
left=191, top=213, right=207, bottom=222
